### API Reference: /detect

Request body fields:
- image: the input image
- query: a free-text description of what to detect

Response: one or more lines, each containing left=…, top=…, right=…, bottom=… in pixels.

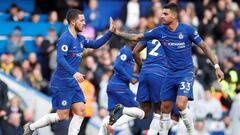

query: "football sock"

left=30, top=113, right=60, bottom=130
left=123, top=107, right=145, bottom=119
left=68, top=114, right=84, bottom=135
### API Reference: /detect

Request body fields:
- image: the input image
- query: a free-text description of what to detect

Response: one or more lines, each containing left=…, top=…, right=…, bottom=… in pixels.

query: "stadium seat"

left=0, top=40, right=7, bottom=54
left=0, top=0, right=35, bottom=13
left=0, top=22, right=64, bottom=36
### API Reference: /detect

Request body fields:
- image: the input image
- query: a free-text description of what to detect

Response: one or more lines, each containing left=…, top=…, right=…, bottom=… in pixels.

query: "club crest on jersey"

left=178, top=33, right=184, bottom=39
left=61, top=100, right=67, bottom=106
left=61, top=45, right=68, bottom=52
left=120, top=54, right=127, bottom=61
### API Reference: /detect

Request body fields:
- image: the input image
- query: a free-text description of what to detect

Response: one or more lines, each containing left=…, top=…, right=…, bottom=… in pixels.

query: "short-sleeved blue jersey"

left=144, top=22, right=203, bottom=77
left=110, top=46, right=135, bottom=84
left=139, top=39, right=168, bottom=76
left=53, top=30, right=112, bottom=79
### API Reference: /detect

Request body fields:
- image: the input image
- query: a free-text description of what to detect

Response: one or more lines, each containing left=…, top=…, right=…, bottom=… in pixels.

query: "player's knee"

left=161, top=103, right=172, bottom=113
left=176, top=101, right=186, bottom=111
left=143, top=108, right=151, bottom=117
left=58, top=112, right=70, bottom=121
left=74, top=104, right=86, bottom=117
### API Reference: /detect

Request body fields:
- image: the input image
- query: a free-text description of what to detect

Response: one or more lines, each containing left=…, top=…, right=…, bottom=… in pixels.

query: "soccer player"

left=98, top=39, right=145, bottom=135
left=111, top=3, right=224, bottom=135
left=23, top=9, right=115, bottom=135
left=133, top=39, right=179, bottom=134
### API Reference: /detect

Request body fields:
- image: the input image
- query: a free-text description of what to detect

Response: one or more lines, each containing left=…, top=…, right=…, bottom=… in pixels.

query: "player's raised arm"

left=198, top=41, right=224, bottom=81
left=83, top=17, right=115, bottom=48
left=132, top=41, right=146, bottom=68
left=114, top=30, right=144, bottom=41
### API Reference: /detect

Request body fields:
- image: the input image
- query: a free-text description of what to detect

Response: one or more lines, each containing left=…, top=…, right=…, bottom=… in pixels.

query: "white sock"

left=123, top=107, right=145, bottom=119
left=148, top=113, right=160, bottom=135
left=68, top=114, right=84, bottom=135
left=179, top=108, right=194, bottom=134
left=112, top=114, right=135, bottom=128
left=159, top=113, right=171, bottom=135
left=169, top=119, right=178, bottom=128
left=98, top=116, right=110, bottom=135
left=30, top=113, right=60, bottom=130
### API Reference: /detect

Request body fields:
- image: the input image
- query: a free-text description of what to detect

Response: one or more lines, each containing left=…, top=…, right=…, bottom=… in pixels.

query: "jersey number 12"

left=149, top=39, right=161, bottom=56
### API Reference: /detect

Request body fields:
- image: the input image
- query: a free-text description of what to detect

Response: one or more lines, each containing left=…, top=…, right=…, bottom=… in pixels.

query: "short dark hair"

left=163, top=3, right=180, bottom=14
left=66, top=9, right=82, bottom=24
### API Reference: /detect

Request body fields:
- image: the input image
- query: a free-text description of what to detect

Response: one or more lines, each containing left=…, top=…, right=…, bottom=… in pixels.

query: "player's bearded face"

left=75, top=15, right=86, bottom=32
left=161, top=9, right=174, bottom=25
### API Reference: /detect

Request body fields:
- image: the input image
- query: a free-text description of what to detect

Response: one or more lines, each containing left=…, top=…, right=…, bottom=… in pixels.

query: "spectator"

left=198, top=8, right=217, bottom=38
left=84, top=0, right=103, bottom=31
left=185, top=2, right=199, bottom=28
left=85, top=107, right=108, bottom=135
left=6, top=32, right=24, bottom=62
left=0, top=80, right=8, bottom=135
left=79, top=80, right=97, bottom=135
left=0, top=54, right=15, bottom=74
left=218, top=10, right=235, bottom=37
left=125, top=0, right=140, bottom=29
left=21, top=60, right=31, bottom=79
left=28, top=53, right=40, bottom=70
left=22, top=108, right=35, bottom=125
left=195, top=89, right=222, bottom=121
left=48, top=11, right=58, bottom=23
left=30, top=12, right=40, bottom=23
left=7, top=4, right=19, bottom=21
left=11, top=66, right=26, bottom=82
left=195, top=120, right=210, bottom=135
left=217, top=28, right=237, bottom=64
left=27, top=65, right=48, bottom=94
left=98, top=73, right=110, bottom=109
left=229, top=82, right=240, bottom=135
left=2, top=113, right=23, bottom=135
left=6, top=97, right=24, bottom=125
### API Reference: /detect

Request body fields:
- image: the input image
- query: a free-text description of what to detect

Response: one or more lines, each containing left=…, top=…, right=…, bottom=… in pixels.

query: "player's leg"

left=170, top=104, right=180, bottom=128
left=109, top=89, right=144, bottom=129
left=68, top=88, right=86, bottom=135
left=98, top=116, right=110, bottom=135
left=176, top=77, right=194, bottom=135
left=159, top=76, right=177, bottom=135
left=23, top=90, right=71, bottom=135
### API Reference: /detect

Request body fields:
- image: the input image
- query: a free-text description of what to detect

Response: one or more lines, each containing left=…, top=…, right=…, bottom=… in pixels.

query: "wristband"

left=214, top=64, right=220, bottom=69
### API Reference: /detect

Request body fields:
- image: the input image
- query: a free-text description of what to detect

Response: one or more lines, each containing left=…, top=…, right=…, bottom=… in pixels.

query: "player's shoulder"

left=180, top=23, right=195, bottom=32
left=77, top=33, right=86, bottom=41
left=120, top=46, right=131, bottom=54
left=58, top=31, right=72, bottom=42
left=151, top=25, right=164, bottom=31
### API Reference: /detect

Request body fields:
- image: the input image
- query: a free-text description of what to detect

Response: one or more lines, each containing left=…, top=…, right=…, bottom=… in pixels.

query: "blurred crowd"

left=0, top=0, right=240, bottom=135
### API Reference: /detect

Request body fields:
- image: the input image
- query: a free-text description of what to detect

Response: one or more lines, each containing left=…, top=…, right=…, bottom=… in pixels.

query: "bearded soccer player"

left=111, top=3, right=224, bottom=135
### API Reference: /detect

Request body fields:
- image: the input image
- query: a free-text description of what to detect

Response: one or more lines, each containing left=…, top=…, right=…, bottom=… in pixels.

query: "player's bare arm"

left=115, top=30, right=144, bottom=41
left=198, top=41, right=224, bottom=81
left=111, top=20, right=144, bottom=41
left=132, top=42, right=145, bottom=68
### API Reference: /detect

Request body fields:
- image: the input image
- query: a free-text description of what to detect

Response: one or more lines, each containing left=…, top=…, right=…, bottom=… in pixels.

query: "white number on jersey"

left=180, top=82, right=191, bottom=91
left=149, top=39, right=161, bottom=56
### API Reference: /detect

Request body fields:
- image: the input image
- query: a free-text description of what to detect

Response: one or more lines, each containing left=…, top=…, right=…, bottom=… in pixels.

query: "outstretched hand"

left=109, top=17, right=116, bottom=33
left=215, top=68, right=224, bottom=82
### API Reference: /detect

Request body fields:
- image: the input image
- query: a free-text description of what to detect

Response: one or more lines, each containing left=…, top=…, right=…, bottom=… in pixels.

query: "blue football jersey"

left=111, top=46, right=135, bottom=84
left=53, top=30, right=112, bottom=78
left=139, top=39, right=168, bottom=76
left=144, top=22, right=203, bottom=77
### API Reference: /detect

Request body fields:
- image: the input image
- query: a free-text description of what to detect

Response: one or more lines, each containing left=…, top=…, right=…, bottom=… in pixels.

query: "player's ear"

left=70, top=20, right=75, bottom=25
